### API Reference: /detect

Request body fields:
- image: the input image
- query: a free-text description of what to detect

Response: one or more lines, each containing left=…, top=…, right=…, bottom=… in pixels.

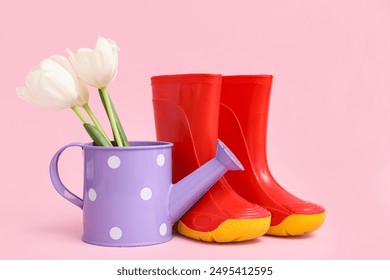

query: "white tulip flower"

left=49, top=55, right=89, bottom=107
left=68, top=36, right=119, bottom=89
left=68, top=36, right=127, bottom=146
left=16, top=54, right=112, bottom=146
left=16, top=55, right=84, bottom=110
left=76, top=80, right=89, bottom=107
left=16, top=36, right=127, bottom=147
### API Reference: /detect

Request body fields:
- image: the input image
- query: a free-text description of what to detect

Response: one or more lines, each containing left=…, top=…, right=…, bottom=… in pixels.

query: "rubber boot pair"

left=152, top=74, right=325, bottom=242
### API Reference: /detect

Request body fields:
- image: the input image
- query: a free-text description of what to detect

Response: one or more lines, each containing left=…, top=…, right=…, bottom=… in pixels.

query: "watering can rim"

left=73, top=141, right=173, bottom=151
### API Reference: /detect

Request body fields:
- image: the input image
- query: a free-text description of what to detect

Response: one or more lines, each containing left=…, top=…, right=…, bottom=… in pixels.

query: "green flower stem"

left=72, top=105, right=112, bottom=147
left=99, top=87, right=123, bottom=147
left=82, top=103, right=111, bottom=144
left=71, top=106, right=89, bottom=124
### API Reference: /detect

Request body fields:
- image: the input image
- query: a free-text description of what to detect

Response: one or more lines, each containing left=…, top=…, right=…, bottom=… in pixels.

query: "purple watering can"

left=49, top=140, right=243, bottom=246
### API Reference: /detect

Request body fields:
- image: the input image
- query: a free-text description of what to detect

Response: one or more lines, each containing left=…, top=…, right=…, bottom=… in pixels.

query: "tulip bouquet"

left=16, top=36, right=128, bottom=147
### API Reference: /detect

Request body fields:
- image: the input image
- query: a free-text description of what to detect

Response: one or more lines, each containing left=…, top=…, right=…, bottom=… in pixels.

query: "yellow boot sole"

left=266, top=212, right=326, bottom=236
left=178, top=217, right=271, bottom=243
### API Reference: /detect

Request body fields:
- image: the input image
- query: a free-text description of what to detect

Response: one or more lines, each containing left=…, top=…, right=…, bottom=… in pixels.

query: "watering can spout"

left=168, top=140, right=243, bottom=223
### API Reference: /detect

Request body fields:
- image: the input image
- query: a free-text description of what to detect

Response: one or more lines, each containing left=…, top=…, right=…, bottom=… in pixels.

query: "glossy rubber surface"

left=219, top=75, right=325, bottom=236
left=152, top=74, right=271, bottom=241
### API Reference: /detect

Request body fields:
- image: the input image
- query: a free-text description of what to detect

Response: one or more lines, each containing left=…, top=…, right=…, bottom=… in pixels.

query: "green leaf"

left=83, top=123, right=113, bottom=147
left=98, top=89, right=129, bottom=146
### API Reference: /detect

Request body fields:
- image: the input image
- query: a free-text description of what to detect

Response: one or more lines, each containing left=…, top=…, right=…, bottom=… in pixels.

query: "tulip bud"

left=16, top=56, right=84, bottom=110
left=68, top=36, right=119, bottom=89
left=50, top=55, right=89, bottom=107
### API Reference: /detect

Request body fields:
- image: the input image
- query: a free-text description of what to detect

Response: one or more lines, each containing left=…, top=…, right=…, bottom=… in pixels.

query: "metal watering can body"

left=49, top=140, right=242, bottom=246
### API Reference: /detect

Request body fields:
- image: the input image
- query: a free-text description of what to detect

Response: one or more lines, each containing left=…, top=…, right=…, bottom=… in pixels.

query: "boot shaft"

left=220, top=75, right=273, bottom=167
left=152, top=74, right=222, bottom=180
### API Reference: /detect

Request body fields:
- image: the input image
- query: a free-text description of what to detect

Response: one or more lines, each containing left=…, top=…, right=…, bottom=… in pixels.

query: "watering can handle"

left=49, top=142, right=84, bottom=209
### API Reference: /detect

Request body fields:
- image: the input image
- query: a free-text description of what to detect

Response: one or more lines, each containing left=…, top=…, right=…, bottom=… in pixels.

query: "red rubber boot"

left=219, top=75, right=325, bottom=236
left=152, top=74, right=271, bottom=242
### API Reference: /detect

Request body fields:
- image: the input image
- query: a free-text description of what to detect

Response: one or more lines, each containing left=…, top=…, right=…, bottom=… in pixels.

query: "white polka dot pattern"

left=88, top=188, right=97, bottom=201
left=156, top=154, right=165, bottom=167
left=159, top=223, right=167, bottom=236
left=140, top=187, right=153, bottom=201
left=109, top=227, right=122, bottom=240
left=107, top=155, right=121, bottom=169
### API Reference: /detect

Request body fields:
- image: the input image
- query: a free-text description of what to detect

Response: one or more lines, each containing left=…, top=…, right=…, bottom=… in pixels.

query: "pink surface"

left=1, top=0, right=390, bottom=259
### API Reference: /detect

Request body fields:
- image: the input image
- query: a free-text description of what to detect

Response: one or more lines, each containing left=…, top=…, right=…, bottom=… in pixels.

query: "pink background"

left=1, top=0, right=390, bottom=259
